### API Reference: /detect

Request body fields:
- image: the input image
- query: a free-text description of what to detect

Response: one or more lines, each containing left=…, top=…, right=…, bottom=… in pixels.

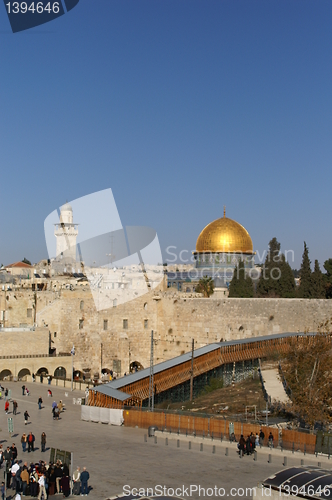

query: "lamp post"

left=71, top=346, right=75, bottom=391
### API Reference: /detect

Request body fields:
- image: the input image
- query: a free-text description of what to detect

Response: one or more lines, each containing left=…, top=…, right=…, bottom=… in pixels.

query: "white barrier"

left=81, top=406, right=124, bottom=426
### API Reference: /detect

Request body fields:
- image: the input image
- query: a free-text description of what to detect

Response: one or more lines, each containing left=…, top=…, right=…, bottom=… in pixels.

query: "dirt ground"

left=157, top=377, right=267, bottom=419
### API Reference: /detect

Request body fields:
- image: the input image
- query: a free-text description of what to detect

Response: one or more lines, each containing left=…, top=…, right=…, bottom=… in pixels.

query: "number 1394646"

left=6, top=2, right=60, bottom=14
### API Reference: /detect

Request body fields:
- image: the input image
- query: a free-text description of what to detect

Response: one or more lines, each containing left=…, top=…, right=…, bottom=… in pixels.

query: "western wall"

left=1, top=287, right=332, bottom=378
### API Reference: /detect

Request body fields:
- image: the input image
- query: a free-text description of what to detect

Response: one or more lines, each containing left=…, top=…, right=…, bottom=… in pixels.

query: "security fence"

left=123, top=408, right=318, bottom=454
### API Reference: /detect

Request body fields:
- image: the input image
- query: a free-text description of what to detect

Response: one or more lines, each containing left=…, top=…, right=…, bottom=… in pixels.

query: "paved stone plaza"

left=0, top=382, right=327, bottom=499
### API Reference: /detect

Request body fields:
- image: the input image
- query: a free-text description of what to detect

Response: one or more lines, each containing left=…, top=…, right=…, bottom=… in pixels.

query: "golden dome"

left=196, top=212, right=253, bottom=254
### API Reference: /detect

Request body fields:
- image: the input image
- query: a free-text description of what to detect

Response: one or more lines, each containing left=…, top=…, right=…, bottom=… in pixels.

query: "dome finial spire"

left=223, top=205, right=226, bottom=218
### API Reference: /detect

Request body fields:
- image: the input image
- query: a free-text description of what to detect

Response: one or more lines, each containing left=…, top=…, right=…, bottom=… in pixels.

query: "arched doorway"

left=36, top=367, right=49, bottom=376
left=18, top=368, right=31, bottom=381
left=54, top=366, right=66, bottom=379
left=0, top=369, right=12, bottom=381
left=74, top=370, right=84, bottom=381
left=130, top=361, right=144, bottom=373
left=101, top=368, right=112, bottom=380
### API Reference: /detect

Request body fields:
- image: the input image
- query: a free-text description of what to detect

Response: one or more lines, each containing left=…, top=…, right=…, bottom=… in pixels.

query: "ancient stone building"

left=1, top=284, right=332, bottom=380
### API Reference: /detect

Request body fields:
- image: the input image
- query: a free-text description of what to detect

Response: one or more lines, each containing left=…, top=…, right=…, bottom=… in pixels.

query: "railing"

left=258, top=360, right=271, bottom=404
left=0, top=353, right=71, bottom=359
left=278, top=361, right=293, bottom=399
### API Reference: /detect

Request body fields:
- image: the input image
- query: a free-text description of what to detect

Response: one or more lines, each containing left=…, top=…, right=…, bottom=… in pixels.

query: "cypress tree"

left=311, top=260, right=325, bottom=299
left=279, top=255, right=296, bottom=298
left=257, top=238, right=282, bottom=297
left=324, top=259, right=332, bottom=299
left=229, top=260, right=254, bottom=298
left=257, top=237, right=295, bottom=298
left=298, top=242, right=312, bottom=298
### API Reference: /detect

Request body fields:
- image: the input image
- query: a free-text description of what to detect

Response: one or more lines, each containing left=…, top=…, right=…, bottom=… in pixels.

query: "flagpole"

left=71, top=346, right=75, bottom=392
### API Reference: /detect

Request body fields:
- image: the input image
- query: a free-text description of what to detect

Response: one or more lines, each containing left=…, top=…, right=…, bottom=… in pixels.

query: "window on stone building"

left=113, top=299, right=117, bottom=307
left=79, top=319, right=84, bottom=329
left=54, top=332, right=57, bottom=338
left=144, top=319, right=148, bottom=329
left=123, top=319, right=128, bottom=329
left=104, top=320, right=108, bottom=331
left=27, top=308, right=32, bottom=318
left=80, top=300, right=84, bottom=310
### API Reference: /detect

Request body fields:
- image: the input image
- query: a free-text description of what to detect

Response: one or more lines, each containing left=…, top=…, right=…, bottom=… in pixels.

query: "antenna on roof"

left=223, top=205, right=226, bottom=218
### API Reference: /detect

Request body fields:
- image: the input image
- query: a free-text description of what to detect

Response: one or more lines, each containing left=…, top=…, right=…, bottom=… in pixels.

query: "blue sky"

left=1, top=0, right=331, bottom=269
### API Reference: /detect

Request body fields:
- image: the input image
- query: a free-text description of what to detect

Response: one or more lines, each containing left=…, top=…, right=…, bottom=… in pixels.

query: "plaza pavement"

left=0, top=381, right=329, bottom=500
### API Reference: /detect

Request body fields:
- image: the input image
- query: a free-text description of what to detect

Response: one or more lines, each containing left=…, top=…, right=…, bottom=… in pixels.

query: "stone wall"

left=0, top=327, right=49, bottom=356
left=2, top=288, right=332, bottom=377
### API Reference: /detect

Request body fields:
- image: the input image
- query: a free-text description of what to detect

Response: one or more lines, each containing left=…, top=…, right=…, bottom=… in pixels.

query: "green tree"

left=195, top=276, right=214, bottom=298
left=228, top=260, right=254, bottom=298
left=324, top=259, right=332, bottom=298
left=297, top=242, right=312, bottom=298
left=22, top=258, right=31, bottom=265
left=279, top=255, right=296, bottom=298
left=257, top=238, right=295, bottom=297
left=311, top=260, right=325, bottom=299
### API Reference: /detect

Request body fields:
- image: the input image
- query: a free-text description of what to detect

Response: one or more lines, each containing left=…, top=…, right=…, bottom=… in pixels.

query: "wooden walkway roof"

left=89, top=331, right=312, bottom=408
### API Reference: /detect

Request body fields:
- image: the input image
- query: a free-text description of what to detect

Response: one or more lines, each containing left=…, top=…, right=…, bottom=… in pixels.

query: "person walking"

left=24, top=410, right=30, bottom=425
left=41, top=432, right=46, bottom=453
left=27, top=432, right=35, bottom=453
left=38, top=397, right=43, bottom=410
left=4, top=389, right=8, bottom=400
left=4, top=401, right=9, bottom=414
left=80, top=467, right=90, bottom=496
left=21, top=433, right=27, bottom=453
left=259, top=428, right=265, bottom=448
left=268, top=431, right=274, bottom=448
left=12, top=400, right=18, bottom=415
left=22, top=385, right=25, bottom=396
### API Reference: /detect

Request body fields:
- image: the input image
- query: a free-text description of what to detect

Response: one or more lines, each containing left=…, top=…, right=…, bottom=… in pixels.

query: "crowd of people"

left=0, top=458, right=90, bottom=498
left=0, top=382, right=91, bottom=498
left=236, top=429, right=275, bottom=455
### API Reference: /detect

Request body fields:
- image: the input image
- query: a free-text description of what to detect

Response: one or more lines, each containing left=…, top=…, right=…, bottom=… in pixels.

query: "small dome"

left=196, top=214, right=253, bottom=254
left=61, top=202, right=73, bottom=212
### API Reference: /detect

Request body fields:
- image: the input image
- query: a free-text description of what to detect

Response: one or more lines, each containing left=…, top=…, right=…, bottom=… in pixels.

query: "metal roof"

left=262, top=466, right=332, bottom=499
left=98, top=331, right=312, bottom=392
left=91, top=385, right=132, bottom=401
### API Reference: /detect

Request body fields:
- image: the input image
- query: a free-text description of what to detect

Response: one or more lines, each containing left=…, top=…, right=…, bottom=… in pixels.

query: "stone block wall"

left=2, top=288, right=332, bottom=377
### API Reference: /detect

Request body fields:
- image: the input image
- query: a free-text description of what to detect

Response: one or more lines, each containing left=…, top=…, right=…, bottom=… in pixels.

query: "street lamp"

left=71, top=345, right=75, bottom=391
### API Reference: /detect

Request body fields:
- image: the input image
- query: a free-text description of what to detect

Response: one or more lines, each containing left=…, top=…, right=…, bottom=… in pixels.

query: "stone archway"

left=0, top=369, right=12, bottom=381
left=54, top=366, right=66, bottom=379
left=36, top=367, right=49, bottom=375
left=18, top=368, right=31, bottom=381
left=130, top=361, right=144, bottom=373
left=73, top=370, right=84, bottom=380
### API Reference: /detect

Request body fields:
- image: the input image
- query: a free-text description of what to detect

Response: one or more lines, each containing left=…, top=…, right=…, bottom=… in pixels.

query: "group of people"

left=0, top=458, right=90, bottom=498
left=0, top=444, right=90, bottom=497
left=52, top=400, right=65, bottom=420
left=236, top=429, right=275, bottom=455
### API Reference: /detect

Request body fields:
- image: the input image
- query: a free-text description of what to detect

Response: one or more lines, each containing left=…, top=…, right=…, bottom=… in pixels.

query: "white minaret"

left=54, top=203, right=78, bottom=261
